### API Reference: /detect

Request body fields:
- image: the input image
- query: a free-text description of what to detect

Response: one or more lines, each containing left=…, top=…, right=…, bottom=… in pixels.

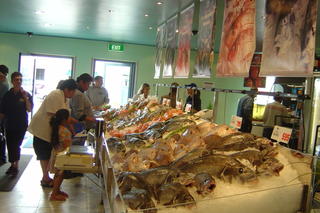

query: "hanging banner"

left=260, top=0, right=317, bottom=77
left=174, top=4, right=194, bottom=78
left=193, top=0, right=216, bottom=78
left=163, top=15, right=178, bottom=78
left=243, top=53, right=266, bottom=88
left=154, top=24, right=166, bottom=79
left=216, top=0, right=256, bottom=77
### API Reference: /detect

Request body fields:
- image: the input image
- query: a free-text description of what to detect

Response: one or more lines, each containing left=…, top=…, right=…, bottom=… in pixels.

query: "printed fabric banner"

left=174, top=4, right=194, bottom=78
left=260, top=0, right=317, bottom=77
left=216, top=0, right=256, bottom=77
left=193, top=0, right=216, bottom=78
left=163, top=15, right=178, bottom=78
left=154, top=24, right=166, bottom=79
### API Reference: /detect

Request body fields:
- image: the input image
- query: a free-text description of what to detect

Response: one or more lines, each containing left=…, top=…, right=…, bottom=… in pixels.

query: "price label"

left=271, top=125, right=292, bottom=143
left=185, top=104, right=192, bottom=113
left=230, top=115, right=243, bottom=129
left=176, top=101, right=182, bottom=110
left=163, top=98, right=171, bottom=107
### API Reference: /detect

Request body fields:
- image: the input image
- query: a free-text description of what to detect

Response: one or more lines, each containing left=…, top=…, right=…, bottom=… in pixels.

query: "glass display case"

left=100, top=136, right=314, bottom=213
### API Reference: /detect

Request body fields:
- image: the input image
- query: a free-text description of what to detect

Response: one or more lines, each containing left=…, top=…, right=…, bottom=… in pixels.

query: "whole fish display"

left=104, top=101, right=287, bottom=212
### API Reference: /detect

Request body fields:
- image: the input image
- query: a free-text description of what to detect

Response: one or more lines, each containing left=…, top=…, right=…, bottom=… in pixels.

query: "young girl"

left=49, top=109, right=72, bottom=201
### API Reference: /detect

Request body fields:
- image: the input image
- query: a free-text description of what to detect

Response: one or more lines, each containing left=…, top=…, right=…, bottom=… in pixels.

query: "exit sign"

left=108, top=43, right=124, bottom=52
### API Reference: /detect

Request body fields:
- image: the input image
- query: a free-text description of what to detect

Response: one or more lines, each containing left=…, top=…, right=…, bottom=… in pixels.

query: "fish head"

left=257, top=158, right=284, bottom=176
left=236, top=166, right=258, bottom=183
left=194, top=173, right=216, bottom=195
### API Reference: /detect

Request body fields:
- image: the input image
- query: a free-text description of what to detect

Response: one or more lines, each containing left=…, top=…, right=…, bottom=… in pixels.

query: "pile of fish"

left=105, top=104, right=284, bottom=212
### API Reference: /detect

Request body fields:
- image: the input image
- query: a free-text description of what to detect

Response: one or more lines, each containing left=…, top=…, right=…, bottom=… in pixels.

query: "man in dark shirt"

left=236, top=88, right=257, bottom=133
left=0, top=65, right=9, bottom=164
left=0, top=72, right=33, bottom=175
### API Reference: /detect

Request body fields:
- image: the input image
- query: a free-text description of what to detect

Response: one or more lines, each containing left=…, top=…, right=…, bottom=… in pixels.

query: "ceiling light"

left=148, top=26, right=153, bottom=30
left=35, top=10, right=45, bottom=15
left=176, top=29, right=179, bottom=33
left=156, top=1, right=163, bottom=5
left=144, top=14, right=149, bottom=17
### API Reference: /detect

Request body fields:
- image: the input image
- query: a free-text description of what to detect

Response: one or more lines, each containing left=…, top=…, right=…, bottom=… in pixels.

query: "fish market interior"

left=0, top=0, right=320, bottom=212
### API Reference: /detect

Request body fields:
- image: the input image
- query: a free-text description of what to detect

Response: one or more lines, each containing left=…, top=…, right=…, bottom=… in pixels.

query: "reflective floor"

left=0, top=149, right=104, bottom=213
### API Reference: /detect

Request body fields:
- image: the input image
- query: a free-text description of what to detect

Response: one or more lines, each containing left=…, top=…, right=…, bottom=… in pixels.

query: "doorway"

left=19, top=54, right=73, bottom=148
left=93, top=59, right=136, bottom=108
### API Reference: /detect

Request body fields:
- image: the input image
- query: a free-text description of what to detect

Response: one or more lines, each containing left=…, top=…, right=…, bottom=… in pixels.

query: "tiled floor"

left=0, top=149, right=105, bottom=213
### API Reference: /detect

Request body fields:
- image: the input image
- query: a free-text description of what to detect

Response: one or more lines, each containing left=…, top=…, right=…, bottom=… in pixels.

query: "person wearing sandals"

left=28, top=79, right=77, bottom=187
left=0, top=72, right=33, bottom=176
left=48, top=109, right=72, bottom=201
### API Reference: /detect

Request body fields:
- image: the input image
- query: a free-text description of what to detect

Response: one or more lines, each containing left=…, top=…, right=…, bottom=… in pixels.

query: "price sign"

left=271, top=125, right=292, bottom=144
left=162, top=98, right=171, bottom=107
left=176, top=101, right=182, bottom=110
left=230, top=115, right=243, bottom=129
left=185, top=104, right=192, bottom=113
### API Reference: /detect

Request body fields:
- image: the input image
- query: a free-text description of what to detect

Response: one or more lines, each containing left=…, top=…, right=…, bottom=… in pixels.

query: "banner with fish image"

left=193, top=0, right=216, bottom=78
left=163, top=15, right=178, bottom=78
left=260, top=0, right=317, bottom=77
left=154, top=24, right=166, bottom=79
left=216, top=0, right=256, bottom=77
left=174, top=4, right=194, bottom=78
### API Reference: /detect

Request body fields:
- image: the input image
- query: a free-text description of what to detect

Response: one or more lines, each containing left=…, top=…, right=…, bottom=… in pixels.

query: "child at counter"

left=48, top=109, right=72, bottom=201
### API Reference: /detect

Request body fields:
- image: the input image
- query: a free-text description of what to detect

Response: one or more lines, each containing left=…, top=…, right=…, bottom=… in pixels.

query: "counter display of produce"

left=99, top=99, right=314, bottom=213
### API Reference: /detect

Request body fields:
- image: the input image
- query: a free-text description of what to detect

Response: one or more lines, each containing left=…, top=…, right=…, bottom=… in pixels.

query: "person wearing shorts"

left=28, top=79, right=77, bottom=187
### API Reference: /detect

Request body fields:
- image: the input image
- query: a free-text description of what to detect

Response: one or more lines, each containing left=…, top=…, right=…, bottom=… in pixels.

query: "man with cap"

left=0, top=65, right=9, bottom=164
left=184, top=83, right=201, bottom=113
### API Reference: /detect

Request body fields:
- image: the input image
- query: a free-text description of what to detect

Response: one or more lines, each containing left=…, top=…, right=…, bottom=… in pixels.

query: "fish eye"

left=239, top=168, right=244, bottom=173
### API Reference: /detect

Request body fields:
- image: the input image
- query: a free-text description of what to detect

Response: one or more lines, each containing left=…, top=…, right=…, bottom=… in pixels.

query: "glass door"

left=19, top=54, right=73, bottom=115
left=93, top=60, right=136, bottom=108
left=19, top=54, right=73, bottom=148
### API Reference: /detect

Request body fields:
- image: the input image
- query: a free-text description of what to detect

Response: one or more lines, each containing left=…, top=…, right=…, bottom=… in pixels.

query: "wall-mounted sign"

left=108, top=43, right=124, bottom=52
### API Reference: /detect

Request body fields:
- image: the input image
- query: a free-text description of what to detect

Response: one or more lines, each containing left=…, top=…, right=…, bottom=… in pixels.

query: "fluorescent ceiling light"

left=156, top=1, right=163, bottom=5
left=144, top=14, right=149, bottom=17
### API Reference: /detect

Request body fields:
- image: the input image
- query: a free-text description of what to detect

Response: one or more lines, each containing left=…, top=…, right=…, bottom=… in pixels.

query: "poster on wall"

left=216, top=0, right=256, bottom=77
left=163, top=15, right=178, bottom=78
left=154, top=24, right=166, bottom=79
left=244, top=53, right=266, bottom=88
left=193, top=0, right=216, bottom=78
left=260, top=0, right=317, bottom=77
left=174, top=4, right=194, bottom=78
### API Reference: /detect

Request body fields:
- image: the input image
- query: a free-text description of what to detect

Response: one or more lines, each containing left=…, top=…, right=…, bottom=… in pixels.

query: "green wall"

left=0, top=32, right=247, bottom=125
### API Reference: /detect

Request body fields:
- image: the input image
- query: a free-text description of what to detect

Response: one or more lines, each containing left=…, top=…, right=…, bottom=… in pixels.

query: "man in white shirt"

left=262, top=96, right=289, bottom=139
left=86, top=76, right=109, bottom=110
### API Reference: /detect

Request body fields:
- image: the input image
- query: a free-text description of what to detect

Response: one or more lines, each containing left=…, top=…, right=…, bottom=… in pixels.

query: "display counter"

left=98, top=101, right=314, bottom=213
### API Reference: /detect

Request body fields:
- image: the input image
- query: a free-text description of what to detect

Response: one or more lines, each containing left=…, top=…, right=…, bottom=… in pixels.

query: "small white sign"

left=271, top=125, right=292, bottom=144
left=185, top=104, right=192, bottom=113
left=176, top=101, right=182, bottom=110
left=230, top=115, right=243, bottom=129
left=162, top=98, right=171, bottom=107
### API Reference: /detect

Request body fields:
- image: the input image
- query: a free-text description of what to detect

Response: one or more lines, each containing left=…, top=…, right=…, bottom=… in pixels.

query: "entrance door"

left=19, top=54, right=73, bottom=148
left=93, top=60, right=136, bottom=108
left=19, top=54, right=73, bottom=115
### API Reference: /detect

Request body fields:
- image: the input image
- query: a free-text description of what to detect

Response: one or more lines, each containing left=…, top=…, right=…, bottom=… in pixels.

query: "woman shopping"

left=132, top=83, right=150, bottom=101
left=48, top=109, right=72, bottom=201
left=0, top=72, right=33, bottom=176
left=28, top=79, right=77, bottom=187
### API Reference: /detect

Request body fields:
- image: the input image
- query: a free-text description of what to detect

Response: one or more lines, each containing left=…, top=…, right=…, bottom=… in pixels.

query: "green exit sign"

left=108, top=43, right=124, bottom=52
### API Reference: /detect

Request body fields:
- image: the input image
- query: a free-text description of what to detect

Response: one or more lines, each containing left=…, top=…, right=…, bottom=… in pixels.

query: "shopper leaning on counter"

left=161, top=82, right=179, bottom=108
left=132, top=83, right=150, bottom=101
left=262, top=95, right=289, bottom=140
left=0, top=72, right=33, bottom=176
left=184, top=83, right=201, bottom=113
left=28, top=79, right=78, bottom=187
left=70, top=73, right=96, bottom=132
left=0, top=65, right=9, bottom=165
left=86, top=76, right=109, bottom=110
